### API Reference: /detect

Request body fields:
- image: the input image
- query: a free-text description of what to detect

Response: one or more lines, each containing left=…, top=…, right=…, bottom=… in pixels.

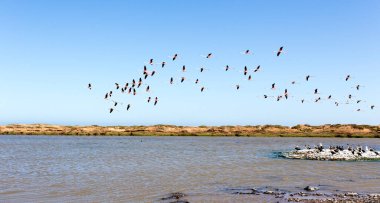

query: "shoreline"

left=1, top=124, right=379, bottom=137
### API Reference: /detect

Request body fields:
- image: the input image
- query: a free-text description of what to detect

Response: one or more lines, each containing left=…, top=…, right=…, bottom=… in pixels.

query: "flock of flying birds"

left=87, top=47, right=375, bottom=114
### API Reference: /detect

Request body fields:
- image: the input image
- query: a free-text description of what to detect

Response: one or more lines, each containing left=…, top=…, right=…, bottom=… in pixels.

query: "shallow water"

left=1, top=136, right=379, bottom=202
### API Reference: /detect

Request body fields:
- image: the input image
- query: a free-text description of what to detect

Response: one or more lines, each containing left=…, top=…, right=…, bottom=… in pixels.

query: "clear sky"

left=0, top=0, right=379, bottom=126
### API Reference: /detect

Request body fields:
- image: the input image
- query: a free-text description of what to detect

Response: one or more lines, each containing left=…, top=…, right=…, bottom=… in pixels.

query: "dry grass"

left=0, top=124, right=379, bottom=137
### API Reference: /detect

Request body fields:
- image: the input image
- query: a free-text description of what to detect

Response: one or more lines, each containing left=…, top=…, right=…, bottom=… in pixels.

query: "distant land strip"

left=1, top=124, right=380, bottom=137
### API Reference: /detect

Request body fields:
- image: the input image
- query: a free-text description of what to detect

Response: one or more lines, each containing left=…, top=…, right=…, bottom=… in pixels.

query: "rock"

left=346, top=192, right=358, bottom=196
left=304, top=186, right=319, bottom=192
left=335, top=193, right=345, bottom=198
left=299, top=192, right=307, bottom=196
left=228, top=187, right=260, bottom=195
left=264, top=190, right=274, bottom=195
left=369, top=193, right=380, bottom=198
left=160, top=192, right=187, bottom=201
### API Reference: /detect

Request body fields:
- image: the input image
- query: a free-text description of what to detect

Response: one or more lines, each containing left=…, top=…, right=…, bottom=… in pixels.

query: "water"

left=1, top=136, right=379, bottom=202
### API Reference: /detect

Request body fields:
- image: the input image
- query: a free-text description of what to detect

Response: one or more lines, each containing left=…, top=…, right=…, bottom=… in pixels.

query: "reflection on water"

left=1, top=136, right=379, bottom=202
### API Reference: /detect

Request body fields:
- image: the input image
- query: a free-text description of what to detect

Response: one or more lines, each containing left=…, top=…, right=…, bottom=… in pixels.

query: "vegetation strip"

left=1, top=124, right=379, bottom=137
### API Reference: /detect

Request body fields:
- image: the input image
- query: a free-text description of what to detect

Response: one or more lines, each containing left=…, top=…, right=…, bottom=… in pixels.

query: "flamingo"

left=276, top=46, right=283, bottom=57
left=254, top=65, right=260, bottom=72
left=271, top=83, right=276, bottom=90
left=345, top=75, right=351, bottom=81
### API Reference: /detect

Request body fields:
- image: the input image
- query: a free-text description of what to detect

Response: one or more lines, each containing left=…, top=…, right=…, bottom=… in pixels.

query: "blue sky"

left=0, top=0, right=379, bottom=126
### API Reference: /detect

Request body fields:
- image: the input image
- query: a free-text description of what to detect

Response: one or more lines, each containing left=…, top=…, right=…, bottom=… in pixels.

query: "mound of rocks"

left=283, top=144, right=380, bottom=161
left=226, top=186, right=380, bottom=203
